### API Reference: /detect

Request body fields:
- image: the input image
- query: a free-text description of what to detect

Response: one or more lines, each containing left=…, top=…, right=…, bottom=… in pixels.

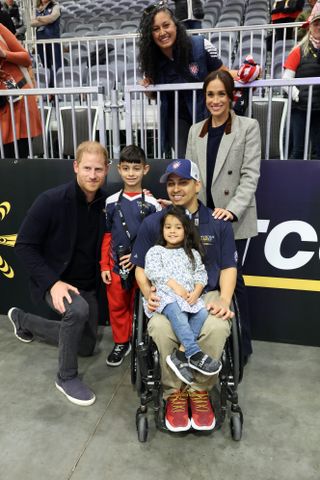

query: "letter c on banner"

left=264, top=221, right=317, bottom=270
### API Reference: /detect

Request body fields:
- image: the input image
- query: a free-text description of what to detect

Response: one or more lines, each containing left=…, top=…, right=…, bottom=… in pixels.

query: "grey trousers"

left=20, top=290, right=98, bottom=380
left=148, top=291, right=231, bottom=399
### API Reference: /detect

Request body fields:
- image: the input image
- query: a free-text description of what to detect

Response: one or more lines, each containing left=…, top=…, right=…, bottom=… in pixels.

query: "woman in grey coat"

left=186, top=69, right=261, bottom=362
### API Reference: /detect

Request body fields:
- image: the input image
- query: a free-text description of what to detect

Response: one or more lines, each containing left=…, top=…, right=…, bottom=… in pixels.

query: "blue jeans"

left=162, top=302, right=208, bottom=357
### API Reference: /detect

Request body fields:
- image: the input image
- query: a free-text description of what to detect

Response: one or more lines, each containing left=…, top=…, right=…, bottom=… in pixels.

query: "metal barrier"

left=25, top=22, right=303, bottom=90
left=0, top=86, right=107, bottom=160
left=124, top=77, right=320, bottom=161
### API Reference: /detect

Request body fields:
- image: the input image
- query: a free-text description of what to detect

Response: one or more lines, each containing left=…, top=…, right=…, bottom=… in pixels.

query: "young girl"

left=144, top=206, right=222, bottom=385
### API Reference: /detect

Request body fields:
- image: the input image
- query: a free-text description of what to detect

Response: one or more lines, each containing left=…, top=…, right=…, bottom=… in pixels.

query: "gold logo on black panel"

left=0, top=201, right=17, bottom=279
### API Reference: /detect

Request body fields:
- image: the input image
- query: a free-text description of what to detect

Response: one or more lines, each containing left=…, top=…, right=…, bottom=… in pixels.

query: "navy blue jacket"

left=15, top=181, right=106, bottom=303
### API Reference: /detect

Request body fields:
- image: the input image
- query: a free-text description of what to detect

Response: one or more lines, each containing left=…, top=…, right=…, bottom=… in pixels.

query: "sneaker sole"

left=106, top=343, right=132, bottom=367
left=165, top=417, right=191, bottom=432
left=190, top=417, right=216, bottom=431
left=7, top=307, right=33, bottom=344
left=166, top=355, right=194, bottom=385
left=189, top=362, right=222, bottom=376
left=55, top=382, right=96, bottom=407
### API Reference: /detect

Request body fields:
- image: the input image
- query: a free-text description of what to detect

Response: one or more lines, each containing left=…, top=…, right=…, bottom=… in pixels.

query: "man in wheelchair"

left=132, top=159, right=237, bottom=432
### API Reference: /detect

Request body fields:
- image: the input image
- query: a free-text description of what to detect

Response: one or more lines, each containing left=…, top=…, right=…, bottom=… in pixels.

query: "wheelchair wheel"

left=136, top=413, right=148, bottom=442
left=230, top=414, right=242, bottom=441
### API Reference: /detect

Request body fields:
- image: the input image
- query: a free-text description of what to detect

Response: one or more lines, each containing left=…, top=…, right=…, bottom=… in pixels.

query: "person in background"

left=138, top=3, right=237, bottom=158
left=296, top=0, right=317, bottom=40
left=186, top=69, right=261, bottom=364
left=271, top=0, right=305, bottom=41
left=30, top=0, right=61, bottom=84
left=100, top=145, right=161, bottom=367
left=0, top=23, right=41, bottom=158
left=173, top=0, right=204, bottom=29
left=2, top=0, right=25, bottom=40
left=7, top=141, right=109, bottom=407
left=283, top=3, right=320, bottom=159
left=0, top=2, right=16, bottom=34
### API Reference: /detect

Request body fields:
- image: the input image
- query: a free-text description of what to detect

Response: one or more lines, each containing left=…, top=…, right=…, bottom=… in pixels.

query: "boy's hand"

left=101, top=270, right=112, bottom=285
left=157, top=198, right=172, bottom=209
left=119, top=253, right=134, bottom=271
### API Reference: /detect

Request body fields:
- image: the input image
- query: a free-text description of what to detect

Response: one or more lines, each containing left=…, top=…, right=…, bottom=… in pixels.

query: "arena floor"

left=0, top=314, right=319, bottom=480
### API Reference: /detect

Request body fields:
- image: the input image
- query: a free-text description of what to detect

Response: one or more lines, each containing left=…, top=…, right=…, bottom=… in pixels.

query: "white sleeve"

left=282, top=68, right=299, bottom=102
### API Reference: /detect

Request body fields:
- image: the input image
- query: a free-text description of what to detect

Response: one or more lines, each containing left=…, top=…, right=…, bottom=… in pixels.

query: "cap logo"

left=172, top=160, right=181, bottom=170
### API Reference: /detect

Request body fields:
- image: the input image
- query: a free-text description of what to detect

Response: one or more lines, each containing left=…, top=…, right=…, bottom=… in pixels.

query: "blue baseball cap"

left=159, top=159, right=200, bottom=184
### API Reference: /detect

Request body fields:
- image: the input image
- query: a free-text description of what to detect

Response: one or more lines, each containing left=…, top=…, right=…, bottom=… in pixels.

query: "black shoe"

left=106, top=342, right=131, bottom=367
left=188, top=352, right=222, bottom=376
left=166, top=349, right=194, bottom=385
left=7, top=307, right=33, bottom=343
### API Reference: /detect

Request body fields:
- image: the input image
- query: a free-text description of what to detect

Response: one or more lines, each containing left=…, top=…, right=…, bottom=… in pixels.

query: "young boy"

left=100, top=145, right=161, bottom=366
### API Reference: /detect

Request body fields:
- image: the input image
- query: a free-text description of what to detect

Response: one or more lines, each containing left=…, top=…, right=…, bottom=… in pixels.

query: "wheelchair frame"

left=131, top=293, right=244, bottom=442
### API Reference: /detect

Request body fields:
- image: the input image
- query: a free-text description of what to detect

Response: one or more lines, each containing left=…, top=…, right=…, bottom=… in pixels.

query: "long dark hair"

left=138, top=5, right=192, bottom=83
left=157, top=206, right=204, bottom=269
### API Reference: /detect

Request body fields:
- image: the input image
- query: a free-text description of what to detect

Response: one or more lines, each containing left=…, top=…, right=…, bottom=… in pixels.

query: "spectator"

left=2, top=0, right=25, bottom=40
left=173, top=0, right=204, bottom=29
left=283, top=4, right=320, bottom=159
left=0, top=23, right=41, bottom=158
left=7, top=141, right=110, bottom=407
left=186, top=69, right=261, bottom=363
left=132, top=159, right=237, bottom=432
left=100, top=145, right=160, bottom=367
left=0, top=2, right=16, bottom=34
left=296, top=0, right=318, bottom=40
left=30, top=0, right=61, bottom=84
left=271, top=0, right=305, bottom=41
left=138, top=3, right=237, bottom=157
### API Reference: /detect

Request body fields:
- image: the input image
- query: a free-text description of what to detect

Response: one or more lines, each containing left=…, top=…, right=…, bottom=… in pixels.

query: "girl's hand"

left=187, top=290, right=200, bottom=305
left=213, top=208, right=234, bottom=221
left=174, top=285, right=189, bottom=300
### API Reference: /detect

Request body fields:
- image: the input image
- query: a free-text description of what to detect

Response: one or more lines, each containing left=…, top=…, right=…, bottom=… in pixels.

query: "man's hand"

left=147, top=285, right=160, bottom=312
left=206, top=297, right=234, bottom=320
left=101, top=270, right=112, bottom=285
left=50, top=280, right=79, bottom=314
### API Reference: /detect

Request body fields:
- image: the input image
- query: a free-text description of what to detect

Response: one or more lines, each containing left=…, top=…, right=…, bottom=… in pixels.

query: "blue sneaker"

left=55, top=376, right=96, bottom=406
left=7, top=307, right=33, bottom=343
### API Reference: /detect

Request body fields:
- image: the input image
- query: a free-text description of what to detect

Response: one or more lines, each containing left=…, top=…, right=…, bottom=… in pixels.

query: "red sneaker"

left=189, top=390, right=216, bottom=431
left=165, top=390, right=191, bottom=432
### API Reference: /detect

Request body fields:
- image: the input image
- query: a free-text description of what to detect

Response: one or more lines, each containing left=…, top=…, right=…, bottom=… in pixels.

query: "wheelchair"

left=130, top=292, right=244, bottom=442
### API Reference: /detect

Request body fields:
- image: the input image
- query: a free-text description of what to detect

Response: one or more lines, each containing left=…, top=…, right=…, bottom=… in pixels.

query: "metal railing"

left=24, top=22, right=303, bottom=90
left=124, top=77, right=320, bottom=161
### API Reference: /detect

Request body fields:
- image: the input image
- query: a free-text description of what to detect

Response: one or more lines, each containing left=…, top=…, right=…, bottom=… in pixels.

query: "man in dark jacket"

left=7, top=141, right=110, bottom=407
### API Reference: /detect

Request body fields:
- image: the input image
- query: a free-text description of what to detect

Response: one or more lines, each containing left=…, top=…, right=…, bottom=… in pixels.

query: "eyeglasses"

left=142, top=1, right=169, bottom=17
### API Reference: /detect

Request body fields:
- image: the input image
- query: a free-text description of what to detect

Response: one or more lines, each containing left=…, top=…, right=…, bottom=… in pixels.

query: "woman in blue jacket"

left=138, top=3, right=236, bottom=157
left=31, top=0, right=61, bottom=85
